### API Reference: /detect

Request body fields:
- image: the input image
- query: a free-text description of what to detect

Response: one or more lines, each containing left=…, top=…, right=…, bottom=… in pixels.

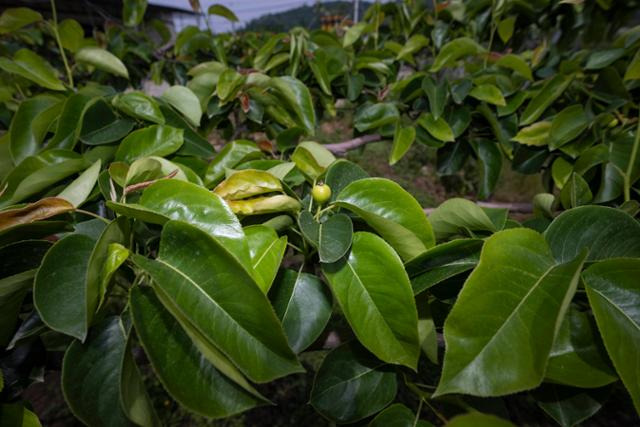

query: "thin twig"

left=324, top=134, right=383, bottom=154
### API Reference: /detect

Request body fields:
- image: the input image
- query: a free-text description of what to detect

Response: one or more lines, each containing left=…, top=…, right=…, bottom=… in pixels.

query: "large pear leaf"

left=75, top=47, right=129, bottom=79
left=291, top=141, right=336, bottom=181
left=245, top=225, right=287, bottom=293
left=354, top=103, right=400, bottom=132
left=112, top=91, right=164, bottom=124
left=434, top=229, right=586, bottom=397
left=269, top=269, right=332, bottom=353
left=270, top=76, right=316, bottom=134
left=520, top=74, right=573, bottom=126
left=0, top=49, right=65, bottom=91
left=583, top=259, right=640, bottom=413
left=9, top=94, right=62, bottom=164
left=545, top=308, right=617, bottom=388
left=322, top=232, right=420, bottom=369
left=57, top=159, right=101, bottom=207
left=48, top=94, right=98, bottom=150
left=405, top=238, right=483, bottom=295
left=115, top=125, right=183, bottom=163
left=161, top=85, right=202, bottom=127
left=319, top=213, right=353, bottom=263
left=204, top=140, right=261, bottom=186
left=428, top=198, right=498, bottom=240
left=334, top=178, right=435, bottom=261
left=131, top=220, right=303, bottom=383
left=0, top=7, right=42, bottom=34
left=430, top=37, right=485, bottom=72
left=324, top=159, right=368, bottom=202
left=544, top=206, right=640, bottom=263
left=62, top=316, right=156, bottom=427
left=310, top=342, right=397, bottom=423
left=130, top=286, right=267, bottom=418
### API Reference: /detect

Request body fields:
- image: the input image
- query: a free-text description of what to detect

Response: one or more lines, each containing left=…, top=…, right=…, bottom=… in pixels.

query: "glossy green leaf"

left=161, top=85, right=202, bottom=127
left=624, top=49, right=640, bottom=80
left=310, top=342, right=397, bottom=423
left=422, top=76, right=447, bottom=120
left=585, top=48, right=625, bottom=70
left=535, top=384, right=608, bottom=427
left=270, top=269, right=332, bottom=353
left=62, top=316, right=155, bottom=426
left=9, top=95, right=62, bottom=164
left=335, top=178, right=435, bottom=260
left=323, top=232, right=420, bottom=368
left=430, top=37, right=485, bottom=72
left=132, top=221, right=302, bottom=383
left=495, top=53, right=532, bottom=80
left=122, top=0, right=147, bottom=26
left=245, top=225, right=287, bottom=293
left=405, top=239, right=483, bottom=295
left=552, top=157, right=572, bottom=190
left=369, top=403, right=432, bottom=427
left=544, top=206, right=640, bottom=262
left=0, top=7, right=42, bottom=34
left=49, top=94, right=98, bottom=150
left=397, top=34, right=429, bottom=62
left=324, top=159, right=368, bottom=202
left=319, top=213, right=353, bottom=263
left=208, top=4, right=239, bottom=22
left=583, top=259, right=640, bottom=413
left=58, top=19, right=84, bottom=53
left=559, top=173, right=592, bottom=209
left=446, top=413, right=515, bottom=427
left=112, top=91, right=164, bottom=124
left=512, top=121, right=551, bottom=146
left=75, top=47, right=129, bottom=79
left=354, top=103, right=400, bottom=132
left=216, top=68, right=245, bottom=103
left=497, top=16, right=516, bottom=43
left=549, top=105, right=588, bottom=150
left=291, top=141, right=336, bottom=180
left=298, top=210, right=320, bottom=247
left=428, top=198, right=497, bottom=240
left=57, top=159, right=101, bottom=207
left=435, top=229, right=586, bottom=397
left=80, top=118, right=135, bottom=146
left=545, top=308, right=617, bottom=388
left=343, top=22, right=368, bottom=47
left=417, top=113, right=454, bottom=142
left=115, top=125, right=183, bottom=163
left=520, top=75, right=573, bottom=126
left=0, top=49, right=64, bottom=91
left=390, top=126, right=416, bottom=165
left=130, top=286, right=266, bottom=418
left=205, top=140, right=261, bottom=186
left=469, top=84, right=506, bottom=106
left=270, top=76, right=316, bottom=134
left=471, top=139, right=502, bottom=199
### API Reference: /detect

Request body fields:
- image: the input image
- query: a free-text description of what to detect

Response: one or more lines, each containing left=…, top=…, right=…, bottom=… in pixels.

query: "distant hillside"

left=243, top=1, right=373, bottom=33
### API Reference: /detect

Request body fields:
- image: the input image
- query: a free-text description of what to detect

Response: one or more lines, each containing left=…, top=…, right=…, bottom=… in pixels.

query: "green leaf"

left=369, top=403, right=433, bottom=427
left=428, top=198, right=497, bottom=240
left=216, top=68, right=245, bottom=103
left=48, top=94, right=98, bottom=150
left=130, top=286, right=266, bottom=418
left=549, top=105, right=588, bottom=150
left=132, top=221, right=303, bottom=383
left=9, top=94, right=62, bottom=164
left=471, top=139, right=502, bottom=199
left=469, top=84, right=506, bottom=106
left=75, top=47, right=129, bottom=79
left=208, top=4, right=239, bottom=22
left=544, top=206, right=640, bottom=262
left=495, top=53, right=532, bottom=80
left=58, top=159, right=101, bottom=207
left=417, top=113, right=454, bottom=142
left=319, top=213, right=353, bottom=263
left=405, top=239, right=483, bottom=295
left=161, top=85, right=202, bottom=127
left=434, top=229, right=586, bottom=397
left=520, top=74, right=573, bottom=126
left=583, top=258, right=640, bottom=413
left=298, top=210, right=320, bottom=247
left=115, top=125, right=183, bottom=163
left=204, top=140, right=261, bottom=186
left=112, top=91, right=164, bottom=124
left=389, top=126, right=416, bottom=165
left=245, top=225, right=287, bottom=293
left=343, top=22, right=368, bottom=47
left=446, top=413, right=515, bottom=427
left=270, top=76, right=316, bottom=134
left=422, top=76, right=448, bottom=120
left=497, top=16, right=516, bottom=43
left=122, top=0, right=147, bottom=26
left=0, top=8, right=42, bottom=34
left=62, top=316, right=155, bottom=426
left=0, top=49, right=65, bottom=91
left=559, top=173, right=592, bottom=209
left=310, top=342, right=397, bottom=423
left=535, top=384, right=608, bottom=427
left=397, top=34, right=429, bottom=62
left=323, top=232, right=420, bottom=368
left=624, top=49, right=640, bottom=80
left=430, top=37, right=485, bottom=72
left=324, top=159, right=369, bottom=202
left=291, top=141, right=336, bottom=180
left=270, top=269, right=332, bottom=353
left=58, top=19, right=84, bottom=53
left=512, top=121, right=551, bottom=146
left=334, top=178, right=435, bottom=260
left=552, top=157, right=573, bottom=190
left=355, top=103, right=400, bottom=132
left=80, top=118, right=135, bottom=146
left=545, top=308, right=617, bottom=388
left=585, top=48, right=625, bottom=70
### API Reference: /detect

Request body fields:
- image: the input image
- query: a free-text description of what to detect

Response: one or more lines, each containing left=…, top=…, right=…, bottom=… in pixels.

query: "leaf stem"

left=623, top=117, right=640, bottom=202
left=49, top=0, right=74, bottom=88
left=423, top=399, right=447, bottom=424
left=76, top=208, right=110, bottom=224
left=413, top=399, right=424, bottom=427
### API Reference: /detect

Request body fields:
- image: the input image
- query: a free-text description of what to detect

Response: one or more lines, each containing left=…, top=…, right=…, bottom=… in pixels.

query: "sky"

left=149, top=0, right=326, bottom=33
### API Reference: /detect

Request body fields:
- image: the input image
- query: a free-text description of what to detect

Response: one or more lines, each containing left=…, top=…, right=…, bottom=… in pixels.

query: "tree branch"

left=324, top=134, right=383, bottom=154
left=423, top=201, right=532, bottom=214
